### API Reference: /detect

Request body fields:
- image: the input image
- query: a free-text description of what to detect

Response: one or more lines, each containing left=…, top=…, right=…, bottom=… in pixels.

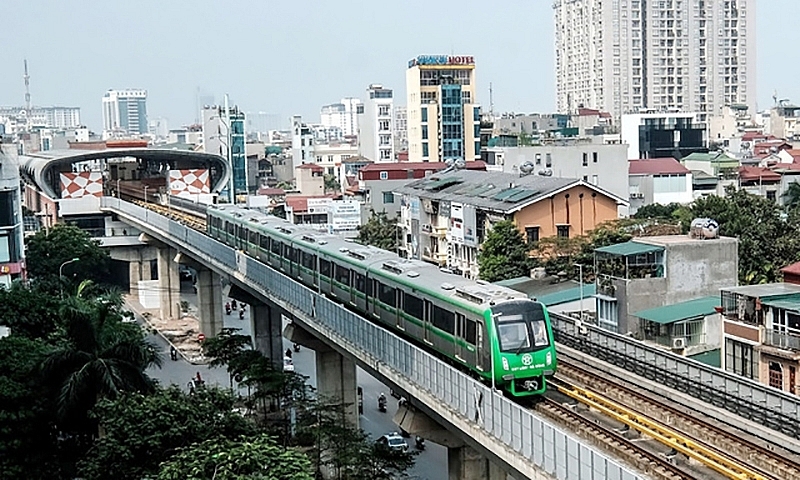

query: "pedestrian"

left=285, top=347, right=293, bottom=359
left=170, top=346, right=178, bottom=361
left=225, top=302, right=231, bottom=315
left=231, top=299, right=238, bottom=311
left=239, top=309, right=245, bottom=320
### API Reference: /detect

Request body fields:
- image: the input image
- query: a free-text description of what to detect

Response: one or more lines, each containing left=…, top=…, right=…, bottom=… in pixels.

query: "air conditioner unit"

left=630, top=192, right=644, bottom=199
left=672, top=337, right=686, bottom=349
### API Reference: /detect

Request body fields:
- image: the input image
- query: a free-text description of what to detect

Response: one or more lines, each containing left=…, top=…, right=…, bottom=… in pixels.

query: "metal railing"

left=102, top=197, right=642, bottom=480
left=764, top=330, right=800, bottom=351
left=551, top=312, right=800, bottom=439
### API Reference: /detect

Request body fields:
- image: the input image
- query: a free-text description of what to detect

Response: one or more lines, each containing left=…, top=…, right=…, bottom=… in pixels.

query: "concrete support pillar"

left=129, top=261, right=142, bottom=296
left=250, top=302, right=284, bottom=367
left=448, top=446, right=507, bottom=480
left=316, top=347, right=359, bottom=428
left=157, top=247, right=180, bottom=321
left=196, top=268, right=224, bottom=337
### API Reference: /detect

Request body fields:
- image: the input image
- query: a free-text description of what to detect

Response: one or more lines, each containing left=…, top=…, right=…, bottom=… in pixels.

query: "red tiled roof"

left=257, top=188, right=285, bottom=196
left=359, top=160, right=486, bottom=172
left=629, top=158, right=691, bottom=175
left=285, top=196, right=308, bottom=212
left=742, top=131, right=769, bottom=142
left=297, top=163, right=324, bottom=172
left=782, top=261, right=800, bottom=276
left=738, top=166, right=782, bottom=182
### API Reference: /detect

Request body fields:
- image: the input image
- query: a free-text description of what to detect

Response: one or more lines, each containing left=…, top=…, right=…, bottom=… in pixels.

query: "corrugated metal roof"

left=595, top=241, right=664, bottom=256
left=393, top=170, right=626, bottom=213
left=688, top=349, right=721, bottom=368
left=538, top=284, right=597, bottom=306
left=629, top=158, right=691, bottom=175
left=760, top=294, right=800, bottom=313
left=634, top=296, right=720, bottom=325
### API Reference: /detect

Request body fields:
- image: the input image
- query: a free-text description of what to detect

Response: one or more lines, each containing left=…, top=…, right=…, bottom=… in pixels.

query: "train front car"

left=489, top=299, right=556, bottom=396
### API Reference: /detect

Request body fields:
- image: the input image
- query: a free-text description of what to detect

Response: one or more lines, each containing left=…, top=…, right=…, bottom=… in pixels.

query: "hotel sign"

left=408, top=55, right=474, bottom=68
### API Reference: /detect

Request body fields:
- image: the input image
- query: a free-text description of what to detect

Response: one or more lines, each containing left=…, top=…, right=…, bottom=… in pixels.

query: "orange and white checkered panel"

left=169, top=169, right=210, bottom=197
left=60, top=172, right=104, bottom=198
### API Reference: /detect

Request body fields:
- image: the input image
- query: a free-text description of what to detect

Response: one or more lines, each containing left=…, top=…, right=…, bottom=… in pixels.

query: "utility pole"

left=23, top=59, right=32, bottom=131
left=489, top=82, right=494, bottom=117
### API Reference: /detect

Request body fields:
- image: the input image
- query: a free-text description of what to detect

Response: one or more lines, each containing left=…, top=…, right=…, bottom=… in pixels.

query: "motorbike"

left=415, top=436, right=425, bottom=450
left=170, top=346, right=178, bottom=361
left=225, top=303, right=231, bottom=315
left=293, top=343, right=301, bottom=353
left=378, top=394, right=387, bottom=413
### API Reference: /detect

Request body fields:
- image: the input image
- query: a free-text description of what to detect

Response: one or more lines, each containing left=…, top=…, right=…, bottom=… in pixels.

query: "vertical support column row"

left=315, top=347, right=358, bottom=428
left=196, top=268, right=224, bottom=337
left=158, top=246, right=180, bottom=321
left=251, top=302, right=284, bottom=368
left=448, top=446, right=509, bottom=480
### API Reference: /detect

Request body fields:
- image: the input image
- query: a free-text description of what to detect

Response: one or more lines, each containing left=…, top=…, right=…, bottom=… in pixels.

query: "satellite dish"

left=537, top=168, right=553, bottom=177
left=519, top=161, right=535, bottom=176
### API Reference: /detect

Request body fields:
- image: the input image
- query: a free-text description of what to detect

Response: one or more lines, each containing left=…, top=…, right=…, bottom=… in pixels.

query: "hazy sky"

left=0, top=0, right=795, bottom=131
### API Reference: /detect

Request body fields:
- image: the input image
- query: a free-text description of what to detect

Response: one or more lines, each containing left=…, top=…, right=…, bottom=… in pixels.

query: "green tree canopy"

left=78, top=386, right=256, bottom=480
left=478, top=220, right=532, bottom=282
left=324, top=174, right=341, bottom=193
left=783, top=181, right=800, bottom=210
left=158, top=434, right=313, bottom=480
left=633, top=202, right=684, bottom=220
left=0, top=281, right=63, bottom=340
left=42, top=290, right=160, bottom=428
left=25, top=224, right=111, bottom=289
left=357, top=210, right=398, bottom=251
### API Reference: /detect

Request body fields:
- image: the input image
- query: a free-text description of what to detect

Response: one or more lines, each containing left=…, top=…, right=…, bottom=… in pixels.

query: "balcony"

left=764, top=330, right=800, bottom=352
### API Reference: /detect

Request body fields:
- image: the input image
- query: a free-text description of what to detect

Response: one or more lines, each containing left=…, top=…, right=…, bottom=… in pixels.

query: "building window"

left=592, top=175, right=598, bottom=185
left=593, top=152, right=599, bottom=163
left=379, top=120, right=390, bottom=131
left=378, top=105, right=390, bottom=116
left=769, top=362, right=783, bottom=390
left=422, top=142, right=429, bottom=157
left=380, top=149, right=392, bottom=160
left=316, top=156, right=322, bottom=163
left=422, top=126, right=428, bottom=140
left=557, top=225, right=570, bottom=238
left=327, top=155, right=334, bottom=163
left=383, top=191, right=394, bottom=204
left=421, top=108, right=428, bottom=123
left=525, top=226, right=540, bottom=245
left=535, top=153, right=541, bottom=165
left=380, top=171, right=388, bottom=180
left=582, top=153, right=588, bottom=166
left=546, top=153, right=552, bottom=167
left=597, top=298, right=618, bottom=332
left=725, top=339, right=755, bottom=379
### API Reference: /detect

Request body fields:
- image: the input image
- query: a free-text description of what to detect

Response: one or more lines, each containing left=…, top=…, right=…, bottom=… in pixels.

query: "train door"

left=395, top=289, right=404, bottom=330
left=348, top=270, right=356, bottom=305
left=455, top=313, right=466, bottom=361
left=476, top=323, right=488, bottom=372
left=423, top=299, right=433, bottom=344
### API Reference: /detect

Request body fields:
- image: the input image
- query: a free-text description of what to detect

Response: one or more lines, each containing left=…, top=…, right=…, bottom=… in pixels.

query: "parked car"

left=376, top=433, right=408, bottom=452
left=283, top=356, right=294, bottom=372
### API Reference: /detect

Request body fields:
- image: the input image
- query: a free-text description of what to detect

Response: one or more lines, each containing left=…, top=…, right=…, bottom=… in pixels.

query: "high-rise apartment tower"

left=358, top=84, right=395, bottom=162
left=406, top=55, right=480, bottom=162
left=554, top=0, right=756, bottom=121
left=102, top=89, right=148, bottom=136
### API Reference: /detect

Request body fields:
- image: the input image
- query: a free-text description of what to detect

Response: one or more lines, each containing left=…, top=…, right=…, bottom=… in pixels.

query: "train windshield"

left=492, top=301, right=550, bottom=353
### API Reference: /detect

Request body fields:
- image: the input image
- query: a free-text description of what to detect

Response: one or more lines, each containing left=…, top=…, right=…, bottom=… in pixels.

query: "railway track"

left=134, top=200, right=206, bottom=231
left=550, top=359, right=800, bottom=480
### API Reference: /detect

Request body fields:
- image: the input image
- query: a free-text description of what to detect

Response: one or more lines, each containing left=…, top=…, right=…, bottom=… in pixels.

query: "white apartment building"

left=320, top=97, right=362, bottom=137
left=102, top=89, right=148, bottom=137
left=0, top=106, right=81, bottom=132
left=406, top=55, right=480, bottom=163
left=358, top=84, right=395, bottom=163
left=554, top=0, right=756, bottom=122
left=394, top=106, right=408, bottom=152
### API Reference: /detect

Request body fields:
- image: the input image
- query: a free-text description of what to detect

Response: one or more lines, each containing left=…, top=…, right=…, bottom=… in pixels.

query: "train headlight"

left=501, top=357, right=509, bottom=370
left=546, top=352, right=552, bottom=365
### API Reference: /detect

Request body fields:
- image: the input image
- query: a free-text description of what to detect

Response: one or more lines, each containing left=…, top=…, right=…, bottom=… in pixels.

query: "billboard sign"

left=408, top=55, right=475, bottom=68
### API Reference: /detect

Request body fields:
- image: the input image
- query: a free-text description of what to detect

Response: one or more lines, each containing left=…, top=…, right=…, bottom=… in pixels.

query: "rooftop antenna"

left=23, top=59, right=32, bottom=130
left=489, top=82, right=494, bottom=117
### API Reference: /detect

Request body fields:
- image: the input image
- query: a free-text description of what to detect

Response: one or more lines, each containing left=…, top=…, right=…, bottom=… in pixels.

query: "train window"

left=285, top=246, right=298, bottom=263
left=433, top=305, right=455, bottom=334
left=249, top=230, right=258, bottom=245
left=271, top=240, right=283, bottom=255
left=238, top=227, right=248, bottom=241
left=301, top=252, right=316, bottom=269
left=320, top=259, right=331, bottom=277
left=335, top=265, right=350, bottom=286
left=405, top=293, right=424, bottom=321
left=379, top=283, right=396, bottom=307
left=260, top=234, right=270, bottom=250
left=355, top=273, right=366, bottom=294
left=465, top=319, right=477, bottom=345
left=226, top=222, right=234, bottom=235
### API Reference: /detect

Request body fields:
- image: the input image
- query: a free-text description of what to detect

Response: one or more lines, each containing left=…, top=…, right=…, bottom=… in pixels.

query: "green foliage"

left=158, top=434, right=313, bottom=480
left=42, top=291, right=161, bottom=427
left=78, top=386, right=256, bottom=480
left=689, top=186, right=800, bottom=284
left=25, top=224, right=111, bottom=289
left=324, top=174, right=341, bottom=193
left=0, top=336, right=60, bottom=479
left=783, top=181, right=800, bottom=210
left=0, top=281, right=63, bottom=340
left=478, top=220, right=532, bottom=282
left=633, top=202, right=684, bottom=220
left=357, top=210, right=398, bottom=251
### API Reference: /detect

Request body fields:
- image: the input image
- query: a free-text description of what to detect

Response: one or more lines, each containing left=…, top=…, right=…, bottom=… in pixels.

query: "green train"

left=207, top=205, right=557, bottom=396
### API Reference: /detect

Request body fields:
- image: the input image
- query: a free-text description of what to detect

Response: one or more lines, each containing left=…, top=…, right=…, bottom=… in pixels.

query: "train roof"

left=209, top=205, right=530, bottom=308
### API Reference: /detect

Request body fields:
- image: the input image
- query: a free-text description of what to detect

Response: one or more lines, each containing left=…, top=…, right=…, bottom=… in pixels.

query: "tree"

left=201, top=327, right=253, bottom=390
left=158, top=434, right=314, bottom=480
left=324, top=174, right=341, bottom=193
left=25, top=224, right=111, bottom=289
left=42, top=290, right=161, bottom=430
left=78, top=386, right=256, bottom=480
left=0, top=281, right=63, bottom=340
left=633, top=202, right=683, bottom=220
left=478, top=220, right=532, bottom=282
left=0, top=336, right=60, bottom=480
left=357, top=210, right=398, bottom=251
left=783, top=181, right=800, bottom=210
left=690, top=186, right=800, bottom=284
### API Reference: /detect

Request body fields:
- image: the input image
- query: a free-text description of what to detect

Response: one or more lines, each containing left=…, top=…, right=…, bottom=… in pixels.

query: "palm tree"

left=783, top=182, right=800, bottom=210
left=43, top=282, right=161, bottom=427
